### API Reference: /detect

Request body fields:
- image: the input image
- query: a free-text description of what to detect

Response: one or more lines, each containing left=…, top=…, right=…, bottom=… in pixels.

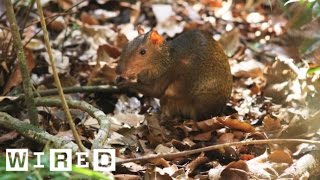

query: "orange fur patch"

left=164, top=82, right=178, bottom=97
left=180, top=58, right=190, bottom=65
left=150, top=31, right=164, bottom=45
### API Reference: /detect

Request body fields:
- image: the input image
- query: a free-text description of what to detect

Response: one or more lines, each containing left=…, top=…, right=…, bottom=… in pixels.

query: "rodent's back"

left=162, top=30, right=232, bottom=119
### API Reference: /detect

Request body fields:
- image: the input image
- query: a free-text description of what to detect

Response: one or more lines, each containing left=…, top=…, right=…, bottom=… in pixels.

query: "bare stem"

left=4, top=0, right=38, bottom=126
left=117, top=139, right=320, bottom=164
left=35, top=0, right=90, bottom=165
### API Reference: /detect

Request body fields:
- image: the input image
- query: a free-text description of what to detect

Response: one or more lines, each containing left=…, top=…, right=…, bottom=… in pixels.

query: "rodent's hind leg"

left=192, top=94, right=227, bottom=120
left=160, top=96, right=198, bottom=121
left=159, top=101, right=178, bottom=121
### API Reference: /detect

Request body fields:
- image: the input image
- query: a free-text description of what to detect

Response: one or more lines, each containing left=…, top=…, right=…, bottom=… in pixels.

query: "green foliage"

left=280, top=0, right=320, bottom=75
left=307, top=66, right=320, bottom=74
left=72, top=166, right=114, bottom=180
left=72, top=23, right=80, bottom=31
left=281, top=0, right=319, bottom=28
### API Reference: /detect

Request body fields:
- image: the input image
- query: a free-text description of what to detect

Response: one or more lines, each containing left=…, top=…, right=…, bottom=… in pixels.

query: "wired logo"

left=5, top=149, right=116, bottom=171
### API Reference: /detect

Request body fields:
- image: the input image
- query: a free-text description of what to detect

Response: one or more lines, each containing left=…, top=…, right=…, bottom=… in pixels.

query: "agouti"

left=116, top=29, right=232, bottom=120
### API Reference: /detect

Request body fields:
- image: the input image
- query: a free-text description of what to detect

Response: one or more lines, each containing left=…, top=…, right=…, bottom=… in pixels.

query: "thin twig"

left=35, top=0, right=90, bottom=165
left=4, top=0, right=38, bottom=126
left=25, top=12, right=76, bottom=28
left=117, top=139, right=320, bottom=164
left=21, top=0, right=35, bottom=33
left=0, top=85, right=122, bottom=112
left=36, top=85, right=121, bottom=97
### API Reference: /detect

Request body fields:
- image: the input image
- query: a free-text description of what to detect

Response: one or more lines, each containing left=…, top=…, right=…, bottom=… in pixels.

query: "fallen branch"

left=280, top=150, right=320, bottom=178
left=116, top=139, right=320, bottom=164
left=36, top=85, right=121, bottom=97
left=0, top=85, right=121, bottom=112
left=34, top=97, right=111, bottom=149
left=0, top=112, right=79, bottom=151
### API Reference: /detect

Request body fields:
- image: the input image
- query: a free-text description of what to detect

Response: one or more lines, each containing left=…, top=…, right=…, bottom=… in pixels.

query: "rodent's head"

left=116, top=29, right=170, bottom=85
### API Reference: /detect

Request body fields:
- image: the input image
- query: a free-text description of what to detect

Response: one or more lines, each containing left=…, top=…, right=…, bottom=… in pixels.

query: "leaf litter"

left=0, top=0, right=320, bottom=179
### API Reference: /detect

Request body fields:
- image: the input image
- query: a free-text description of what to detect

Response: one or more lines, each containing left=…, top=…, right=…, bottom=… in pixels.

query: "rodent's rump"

left=116, top=29, right=232, bottom=120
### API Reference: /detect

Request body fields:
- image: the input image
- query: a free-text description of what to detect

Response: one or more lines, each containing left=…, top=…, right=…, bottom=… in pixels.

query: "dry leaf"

left=217, top=133, right=235, bottom=144
left=48, top=16, right=66, bottom=31
left=87, top=64, right=117, bottom=85
left=240, top=154, right=255, bottom=161
left=193, top=131, right=213, bottom=141
left=201, top=0, right=223, bottom=8
left=122, top=162, right=145, bottom=172
left=80, top=12, right=99, bottom=25
left=269, top=150, right=293, bottom=164
left=171, top=138, right=195, bottom=150
left=149, top=158, right=171, bottom=167
left=231, top=59, right=264, bottom=78
left=186, top=152, right=209, bottom=173
left=196, top=118, right=224, bottom=131
left=57, top=0, right=77, bottom=10
left=2, top=49, right=35, bottom=95
left=98, top=44, right=121, bottom=59
left=114, top=174, right=141, bottom=180
left=55, top=130, right=86, bottom=141
left=263, top=115, right=281, bottom=131
left=116, top=32, right=129, bottom=49
left=146, top=114, right=169, bottom=143
left=217, top=117, right=255, bottom=132
left=145, top=169, right=172, bottom=180
left=42, top=49, right=69, bottom=74
left=221, top=160, right=249, bottom=180
left=0, top=131, right=18, bottom=142
left=219, top=28, right=241, bottom=56
left=209, top=160, right=249, bottom=180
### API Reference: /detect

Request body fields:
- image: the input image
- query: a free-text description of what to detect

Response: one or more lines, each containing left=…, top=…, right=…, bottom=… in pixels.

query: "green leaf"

left=307, top=66, right=320, bottom=74
left=72, top=165, right=114, bottom=180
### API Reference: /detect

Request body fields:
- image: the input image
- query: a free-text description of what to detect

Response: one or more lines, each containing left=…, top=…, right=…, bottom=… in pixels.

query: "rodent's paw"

left=128, top=76, right=138, bottom=83
left=115, top=75, right=138, bottom=86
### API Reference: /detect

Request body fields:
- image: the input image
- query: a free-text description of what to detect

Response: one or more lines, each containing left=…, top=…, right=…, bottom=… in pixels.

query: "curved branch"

left=34, top=97, right=111, bottom=149
left=0, top=112, right=79, bottom=151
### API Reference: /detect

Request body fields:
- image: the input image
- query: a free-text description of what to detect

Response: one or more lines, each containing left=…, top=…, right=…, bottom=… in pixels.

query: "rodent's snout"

left=114, top=64, right=138, bottom=84
left=115, top=65, right=128, bottom=84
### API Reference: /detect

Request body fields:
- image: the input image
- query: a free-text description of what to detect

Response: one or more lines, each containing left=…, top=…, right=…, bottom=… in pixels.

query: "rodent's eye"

left=139, top=48, right=146, bottom=55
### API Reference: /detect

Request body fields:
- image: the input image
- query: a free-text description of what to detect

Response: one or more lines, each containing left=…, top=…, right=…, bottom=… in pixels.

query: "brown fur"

left=116, top=29, right=232, bottom=120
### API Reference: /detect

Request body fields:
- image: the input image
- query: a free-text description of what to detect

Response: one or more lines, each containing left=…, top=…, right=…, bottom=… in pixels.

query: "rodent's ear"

left=137, top=25, right=144, bottom=35
left=149, top=30, right=164, bottom=45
